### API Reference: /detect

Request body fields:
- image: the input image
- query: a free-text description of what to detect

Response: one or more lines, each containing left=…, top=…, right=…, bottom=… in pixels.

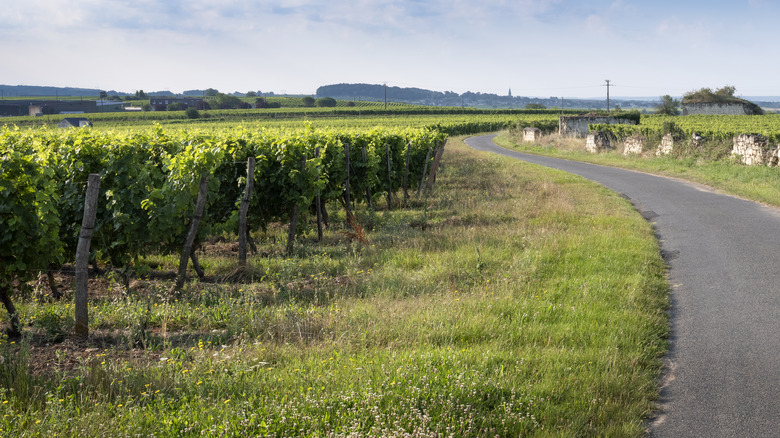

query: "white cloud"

left=585, top=14, right=608, bottom=34
left=655, top=16, right=712, bottom=47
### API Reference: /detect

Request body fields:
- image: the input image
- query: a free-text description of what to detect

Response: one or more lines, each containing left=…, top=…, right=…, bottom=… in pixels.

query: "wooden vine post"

left=74, top=173, right=100, bottom=337
left=172, top=175, right=209, bottom=293
left=286, top=154, right=308, bottom=255
left=238, top=157, right=256, bottom=267
left=403, top=141, right=411, bottom=203
left=424, top=141, right=446, bottom=190
left=343, top=142, right=352, bottom=220
left=385, top=143, right=393, bottom=210
left=361, top=146, right=373, bottom=209
left=315, top=148, right=323, bottom=241
left=417, top=144, right=433, bottom=196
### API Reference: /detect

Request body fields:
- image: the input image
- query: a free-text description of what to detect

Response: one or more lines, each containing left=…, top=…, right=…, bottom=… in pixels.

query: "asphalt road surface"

left=464, top=134, right=780, bottom=437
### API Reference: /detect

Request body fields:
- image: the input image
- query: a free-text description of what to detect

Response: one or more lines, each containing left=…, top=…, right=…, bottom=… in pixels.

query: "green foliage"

left=316, top=97, right=337, bottom=107
left=185, top=108, right=200, bottom=119
left=525, top=103, right=546, bottom=109
left=610, top=109, right=642, bottom=124
left=0, top=124, right=448, bottom=274
left=656, top=95, right=680, bottom=116
left=301, top=96, right=316, bottom=107
left=0, top=135, right=63, bottom=288
left=683, top=86, right=736, bottom=103
left=595, top=113, right=780, bottom=143
left=683, top=86, right=764, bottom=115
left=166, top=102, right=186, bottom=111
left=213, top=94, right=243, bottom=110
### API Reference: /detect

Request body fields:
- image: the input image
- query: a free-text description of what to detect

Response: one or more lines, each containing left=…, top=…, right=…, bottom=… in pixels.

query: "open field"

left=0, top=135, right=668, bottom=436
left=0, top=105, right=572, bottom=130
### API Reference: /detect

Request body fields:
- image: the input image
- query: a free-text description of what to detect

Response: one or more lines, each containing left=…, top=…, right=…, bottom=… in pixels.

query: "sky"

left=1, top=0, right=778, bottom=98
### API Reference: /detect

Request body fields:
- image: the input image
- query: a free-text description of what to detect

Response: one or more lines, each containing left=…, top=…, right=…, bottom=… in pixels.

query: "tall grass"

left=0, top=137, right=668, bottom=436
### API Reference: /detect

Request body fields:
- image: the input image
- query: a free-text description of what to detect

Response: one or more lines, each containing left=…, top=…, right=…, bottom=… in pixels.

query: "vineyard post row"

left=0, top=125, right=448, bottom=336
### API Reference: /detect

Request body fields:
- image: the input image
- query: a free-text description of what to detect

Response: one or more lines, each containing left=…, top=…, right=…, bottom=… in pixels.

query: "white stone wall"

left=560, top=116, right=636, bottom=137
left=586, top=131, right=611, bottom=153
left=623, top=136, right=644, bottom=155
left=732, top=134, right=770, bottom=166
left=682, top=103, right=759, bottom=116
left=656, top=134, right=674, bottom=156
left=767, top=146, right=779, bottom=167
left=523, top=127, right=542, bottom=142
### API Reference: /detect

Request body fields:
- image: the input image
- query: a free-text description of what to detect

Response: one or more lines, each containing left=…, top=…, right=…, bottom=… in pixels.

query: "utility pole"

left=384, top=82, right=387, bottom=110
left=604, top=80, right=612, bottom=112
left=559, top=97, right=564, bottom=134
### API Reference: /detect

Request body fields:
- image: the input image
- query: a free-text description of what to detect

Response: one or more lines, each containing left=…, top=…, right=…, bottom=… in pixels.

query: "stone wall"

left=682, top=103, right=760, bottom=116
left=586, top=131, right=611, bottom=153
left=656, top=134, right=674, bottom=156
left=731, top=134, right=772, bottom=166
left=623, top=136, right=644, bottom=155
left=769, top=148, right=779, bottom=167
left=560, top=116, right=636, bottom=137
left=523, top=127, right=542, bottom=142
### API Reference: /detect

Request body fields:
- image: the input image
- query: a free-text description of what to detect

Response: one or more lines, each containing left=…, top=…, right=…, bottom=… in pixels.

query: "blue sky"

left=1, top=0, right=778, bottom=98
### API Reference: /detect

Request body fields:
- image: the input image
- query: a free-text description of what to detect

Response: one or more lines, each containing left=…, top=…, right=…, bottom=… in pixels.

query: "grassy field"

left=496, top=132, right=780, bottom=208
left=0, top=136, right=669, bottom=436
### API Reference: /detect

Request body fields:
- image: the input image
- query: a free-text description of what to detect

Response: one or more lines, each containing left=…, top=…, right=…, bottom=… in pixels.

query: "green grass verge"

left=0, top=137, right=669, bottom=436
left=495, top=132, right=780, bottom=208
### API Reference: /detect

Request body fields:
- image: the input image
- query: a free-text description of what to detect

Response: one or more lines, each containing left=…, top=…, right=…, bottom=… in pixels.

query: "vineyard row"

left=0, top=125, right=450, bottom=333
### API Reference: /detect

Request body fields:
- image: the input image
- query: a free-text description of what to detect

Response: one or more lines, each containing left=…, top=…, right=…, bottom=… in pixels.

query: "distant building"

left=149, top=97, right=206, bottom=111
left=96, top=100, right=130, bottom=111
left=58, top=117, right=93, bottom=128
left=0, top=101, right=28, bottom=116
left=29, top=100, right=97, bottom=116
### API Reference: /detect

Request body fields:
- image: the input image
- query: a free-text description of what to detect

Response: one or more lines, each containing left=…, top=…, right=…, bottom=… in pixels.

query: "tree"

left=205, top=88, right=219, bottom=97
left=214, top=93, right=242, bottom=109
left=316, top=97, right=337, bottom=107
left=301, top=96, right=316, bottom=107
left=99, top=90, right=108, bottom=100
left=525, top=103, right=546, bottom=110
left=135, top=90, right=147, bottom=99
left=716, top=85, right=736, bottom=98
left=246, top=91, right=257, bottom=97
left=185, top=108, right=200, bottom=119
left=656, top=95, right=680, bottom=116
left=255, top=97, right=271, bottom=108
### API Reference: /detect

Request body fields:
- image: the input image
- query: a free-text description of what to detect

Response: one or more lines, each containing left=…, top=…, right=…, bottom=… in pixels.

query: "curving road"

left=464, top=135, right=780, bottom=437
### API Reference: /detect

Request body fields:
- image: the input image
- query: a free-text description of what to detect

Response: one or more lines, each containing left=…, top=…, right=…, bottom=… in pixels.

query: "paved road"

left=464, top=135, right=780, bottom=437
